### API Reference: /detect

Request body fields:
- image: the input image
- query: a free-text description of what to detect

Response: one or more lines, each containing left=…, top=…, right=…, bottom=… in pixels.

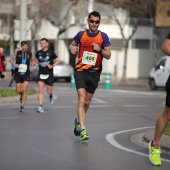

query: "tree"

left=37, top=0, right=85, bottom=53
left=27, top=0, right=83, bottom=54
left=0, top=0, right=18, bottom=54
left=106, top=0, right=156, bottom=84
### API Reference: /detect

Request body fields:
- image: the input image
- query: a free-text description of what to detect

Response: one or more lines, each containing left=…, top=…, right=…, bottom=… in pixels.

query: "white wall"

left=102, top=49, right=164, bottom=79
left=58, top=39, right=69, bottom=63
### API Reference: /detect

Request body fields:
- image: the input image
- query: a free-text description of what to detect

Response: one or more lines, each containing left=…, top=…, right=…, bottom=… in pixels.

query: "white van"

left=149, top=56, right=170, bottom=90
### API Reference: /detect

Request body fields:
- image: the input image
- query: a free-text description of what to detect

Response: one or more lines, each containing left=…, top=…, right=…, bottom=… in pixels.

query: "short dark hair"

left=21, top=41, right=27, bottom=47
left=41, top=38, right=49, bottom=43
left=88, top=11, right=101, bottom=20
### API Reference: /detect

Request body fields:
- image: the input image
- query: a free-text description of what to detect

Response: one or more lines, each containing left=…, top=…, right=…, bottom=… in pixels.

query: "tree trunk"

left=10, top=33, right=14, bottom=55
left=54, top=33, right=59, bottom=54
left=31, top=38, right=36, bottom=59
left=121, top=40, right=129, bottom=85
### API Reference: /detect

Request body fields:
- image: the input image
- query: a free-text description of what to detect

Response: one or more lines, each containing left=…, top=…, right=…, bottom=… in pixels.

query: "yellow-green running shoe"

left=149, top=141, right=161, bottom=166
left=81, top=129, right=89, bottom=141
left=74, top=118, right=81, bottom=136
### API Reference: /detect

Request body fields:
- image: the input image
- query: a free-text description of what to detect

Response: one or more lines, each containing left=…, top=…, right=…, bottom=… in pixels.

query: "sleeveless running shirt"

left=76, top=30, right=103, bottom=72
left=15, top=50, right=32, bottom=74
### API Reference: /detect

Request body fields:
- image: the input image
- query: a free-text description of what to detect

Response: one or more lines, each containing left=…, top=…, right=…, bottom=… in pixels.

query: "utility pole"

left=88, top=0, right=94, bottom=13
left=20, top=0, right=27, bottom=42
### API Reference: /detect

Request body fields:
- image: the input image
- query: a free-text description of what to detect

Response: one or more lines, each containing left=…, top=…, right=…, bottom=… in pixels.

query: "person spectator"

left=0, top=48, right=7, bottom=79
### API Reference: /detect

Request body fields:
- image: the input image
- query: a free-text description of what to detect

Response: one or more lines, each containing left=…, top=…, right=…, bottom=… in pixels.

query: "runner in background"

left=9, top=48, right=18, bottom=87
left=36, top=38, right=60, bottom=113
left=149, top=32, right=170, bottom=166
left=9, top=41, right=35, bottom=112
left=0, top=48, right=7, bottom=79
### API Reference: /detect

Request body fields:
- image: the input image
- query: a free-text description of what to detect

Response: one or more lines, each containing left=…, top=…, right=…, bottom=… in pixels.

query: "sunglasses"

left=89, top=19, right=100, bottom=24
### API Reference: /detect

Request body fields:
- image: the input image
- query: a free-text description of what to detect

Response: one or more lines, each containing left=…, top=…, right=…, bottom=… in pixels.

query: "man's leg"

left=16, top=83, right=24, bottom=111
left=84, top=91, right=93, bottom=113
left=149, top=107, right=170, bottom=166
left=76, top=88, right=93, bottom=141
left=16, top=83, right=22, bottom=96
left=21, top=81, right=29, bottom=107
left=37, top=81, right=45, bottom=113
left=9, top=70, right=13, bottom=87
left=46, top=84, right=53, bottom=104
left=149, top=89, right=170, bottom=166
left=38, top=81, right=45, bottom=106
left=153, top=106, right=170, bottom=143
left=77, top=88, right=87, bottom=129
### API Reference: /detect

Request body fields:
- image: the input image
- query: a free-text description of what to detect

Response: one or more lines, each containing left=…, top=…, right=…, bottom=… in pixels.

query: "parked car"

left=30, top=61, right=74, bottom=82
left=149, top=56, right=170, bottom=90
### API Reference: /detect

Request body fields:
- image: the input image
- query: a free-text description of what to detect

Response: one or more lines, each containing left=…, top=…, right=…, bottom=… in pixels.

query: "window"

left=155, top=59, right=166, bottom=71
left=110, top=39, right=123, bottom=50
left=132, top=39, right=150, bottom=49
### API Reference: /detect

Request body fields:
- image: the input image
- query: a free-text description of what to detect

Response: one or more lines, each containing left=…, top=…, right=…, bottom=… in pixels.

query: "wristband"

left=99, top=48, right=103, bottom=53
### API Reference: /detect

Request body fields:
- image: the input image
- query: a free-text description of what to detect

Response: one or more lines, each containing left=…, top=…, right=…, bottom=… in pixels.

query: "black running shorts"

left=74, top=70, right=100, bottom=94
left=36, top=72, right=54, bottom=86
left=165, top=75, right=170, bottom=107
left=14, top=72, right=30, bottom=83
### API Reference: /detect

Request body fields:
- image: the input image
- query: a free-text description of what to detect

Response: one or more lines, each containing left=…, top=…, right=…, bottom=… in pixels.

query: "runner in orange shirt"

left=69, top=11, right=111, bottom=141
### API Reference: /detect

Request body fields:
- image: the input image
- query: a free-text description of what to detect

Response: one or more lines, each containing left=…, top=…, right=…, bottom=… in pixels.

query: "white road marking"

left=92, top=98, right=107, bottom=103
left=106, top=126, right=170, bottom=163
left=104, top=89, right=165, bottom=96
left=0, top=116, right=21, bottom=120
left=122, top=105, right=165, bottom=107
left=122, top=105, right=149, bottom=108
left=72, top=97, right=107, bottom=104
left=49, top=105, right=112, bottom=108
left=12, top=105, right=112, bottom=109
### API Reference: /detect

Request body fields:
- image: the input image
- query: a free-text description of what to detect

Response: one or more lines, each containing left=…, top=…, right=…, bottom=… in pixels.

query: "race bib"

left=40, top=74, right=49, bottom=79
left=82, top=51, right=97, bottom=65
left=18, top=64, right=27, bottom=72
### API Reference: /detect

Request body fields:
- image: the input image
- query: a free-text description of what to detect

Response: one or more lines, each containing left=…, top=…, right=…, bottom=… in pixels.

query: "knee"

left=78, top=96, right=86, bottom=105
left=38, top=88, right=44, bottom=94
left=22, top=88, right=27, bottom=93
left=47, top=91, right=51, bottom=95
left=85, top=101, right=90, bottom=107
left=16, top=90, right=21, bottom=94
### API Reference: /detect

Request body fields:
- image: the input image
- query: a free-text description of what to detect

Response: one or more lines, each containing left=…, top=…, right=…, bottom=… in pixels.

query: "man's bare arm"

left=162, top=38, right=170, bottom=56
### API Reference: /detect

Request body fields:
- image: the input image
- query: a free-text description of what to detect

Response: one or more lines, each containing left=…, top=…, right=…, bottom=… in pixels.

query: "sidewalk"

left=0, top=94, right=37, bottom=104
left=144, top=130, right=170, bottom=151
left=98, top=73, right=148, bottom=87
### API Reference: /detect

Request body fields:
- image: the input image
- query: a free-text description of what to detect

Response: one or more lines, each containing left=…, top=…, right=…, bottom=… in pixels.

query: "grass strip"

left=164, top=122, right=170, bottom=136
left=0, top=89, right=36, bottom=97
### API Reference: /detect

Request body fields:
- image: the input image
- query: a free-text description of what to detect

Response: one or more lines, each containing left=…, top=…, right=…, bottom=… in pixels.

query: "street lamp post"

left=20, top=0, right=27, bottom=42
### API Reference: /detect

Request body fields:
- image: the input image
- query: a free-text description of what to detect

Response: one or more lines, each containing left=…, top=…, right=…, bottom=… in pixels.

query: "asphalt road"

left=0, top=81, right=170, bottom=170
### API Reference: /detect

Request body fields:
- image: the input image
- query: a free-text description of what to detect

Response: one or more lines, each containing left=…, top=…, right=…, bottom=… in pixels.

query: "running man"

left=9, top=48, right=18, bottom=87
left=69, top=11, right=111, bottom=141
left=149, top=32, right=170, bottom=166
left=0, top=48, right=7, bottom=79
left=36, top=38, right=60, bottom=113
left=9, top=41, right=35, bottom=112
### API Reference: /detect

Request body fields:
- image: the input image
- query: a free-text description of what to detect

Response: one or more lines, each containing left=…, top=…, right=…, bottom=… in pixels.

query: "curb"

left=0, top=94, right=37, bottom=104
left=144, top=130, right=170, bottom=151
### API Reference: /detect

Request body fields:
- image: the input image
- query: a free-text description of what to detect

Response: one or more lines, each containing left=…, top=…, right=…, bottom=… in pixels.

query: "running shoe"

left=49, top=96, right=54, bottom=104
left=73, top=118, right=81, bottom=136
left=19, top=106, right=24, bottom=112
left=81, top=129, right=89, bottom=141
left=149, top=141, right=161, bottom=166
left=37, top=106, right=44, bottom=113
